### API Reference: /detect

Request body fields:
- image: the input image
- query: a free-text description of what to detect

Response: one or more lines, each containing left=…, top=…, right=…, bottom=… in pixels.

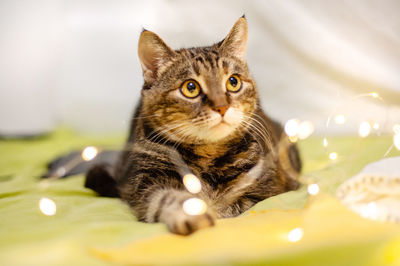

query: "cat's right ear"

left=138, top=30, right=176, bottom=84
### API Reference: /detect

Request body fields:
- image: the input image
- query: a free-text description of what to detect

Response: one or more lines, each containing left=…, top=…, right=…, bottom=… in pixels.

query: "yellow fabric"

left=1, top=129, right=400, bottom=265
left=91, top=195, right=400, bottom=265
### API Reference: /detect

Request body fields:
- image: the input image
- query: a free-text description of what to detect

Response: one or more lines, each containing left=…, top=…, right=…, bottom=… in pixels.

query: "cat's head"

left=138, top=17, right=258, bottom=144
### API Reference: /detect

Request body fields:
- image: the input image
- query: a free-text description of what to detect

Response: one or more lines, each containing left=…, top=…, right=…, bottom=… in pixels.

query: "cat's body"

left=86, top=17, right=301, bottom=235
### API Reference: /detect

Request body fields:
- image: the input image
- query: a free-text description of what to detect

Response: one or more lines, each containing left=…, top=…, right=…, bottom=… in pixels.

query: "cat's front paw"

left=167, top=211, right=215, bottom=235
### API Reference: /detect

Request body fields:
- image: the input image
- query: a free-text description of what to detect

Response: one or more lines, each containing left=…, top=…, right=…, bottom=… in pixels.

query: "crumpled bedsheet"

left=0, top=129, right=399, bottom=265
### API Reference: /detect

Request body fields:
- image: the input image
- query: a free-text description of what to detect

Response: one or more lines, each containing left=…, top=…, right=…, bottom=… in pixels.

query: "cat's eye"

left=226, top=74, right=242, bottom=93
left=180, top=80, right=201, bottom=98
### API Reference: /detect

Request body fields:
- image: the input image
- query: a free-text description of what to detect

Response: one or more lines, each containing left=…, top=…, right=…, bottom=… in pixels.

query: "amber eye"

left=226, top=74, right=242, bottom=92
left=180, top=80, right=201, bottom=98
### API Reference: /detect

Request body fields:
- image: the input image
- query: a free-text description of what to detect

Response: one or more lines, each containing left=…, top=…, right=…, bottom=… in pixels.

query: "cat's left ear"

left=138, top=30, right=177, bottom=84
left=219, top=16, right=248, bottom=60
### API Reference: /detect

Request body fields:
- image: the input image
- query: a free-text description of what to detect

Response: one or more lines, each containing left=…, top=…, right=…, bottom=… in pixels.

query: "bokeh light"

left=39, top=197, right=57, bottom=216
left=284, top=119, right=300, bottom=137
left=183, top=174, right=202, bottom=194
left=82, top=146, right=98, bottom=161
left=329, top=152, right=338, bottom=160
left=334, top=114, right=346, bottom=125
left=288, top=227, right=303, bottom=242
left=307, top=183, right=320, bottom=195
left=298, top=121, right=314, bottom=140
left=358, top=121, right=371, bottom=138
left=394, top=133, right=400, bottom=151
left=182, top=198, right=207, bottom=216
left=323, top=138, right=328, bottom=147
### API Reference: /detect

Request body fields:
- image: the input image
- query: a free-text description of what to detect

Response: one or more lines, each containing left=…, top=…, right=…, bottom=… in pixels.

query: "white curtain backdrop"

left=1, top=0, right=399, bottom=135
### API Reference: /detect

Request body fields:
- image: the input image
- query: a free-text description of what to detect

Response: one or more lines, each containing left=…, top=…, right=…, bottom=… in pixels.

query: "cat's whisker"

left=84, top=17, right=303, bottom=235
left=131, top=113, right=161, bottom=120
left=148, top=124, right=182, bottom=146
left=241, top=118, right=270, bottom=150
left=244, top=114, right=274, bottom=150
left=170, top=127, right=192, bottom=150
left=250, top=113, right=275, bottom=146
left=147, top=119, right=188, bottom=143
left=240, top=120, right=265, bottom=152
left=169, top=120, right=207, bottom=147
left=246, top=113, right=273, bottom=142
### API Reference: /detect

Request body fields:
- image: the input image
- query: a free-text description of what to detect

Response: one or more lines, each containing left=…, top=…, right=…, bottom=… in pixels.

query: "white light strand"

left=183, top=174, right=202, bottom=194
left=39, top=197, right=57, bottom=216
left=82, top=146, right=98, bottom=161
left=182, top=198, right=207, bottom=216
left=288, top=227, right=303, bottom=242
left=284, top=119, right=314, bottom=142
left=307, top=184, right=320, bottom=195
left=334, top=114, right=346, bottom=125
left=358, top=121, right=371, bottom=138
left=329, top=152, right=338, bottom=160
left=284, top=119, right=300, bottom=137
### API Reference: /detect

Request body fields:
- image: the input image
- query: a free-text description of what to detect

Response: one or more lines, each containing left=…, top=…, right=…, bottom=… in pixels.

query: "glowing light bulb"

left=394, top=133, right=400, bottom=151
left=288, top=135, right=298, bottom=143
left=284, top=119, right=300, bottom=137
left=323, top=138, right=328, bottom=147
left=39, top=197, right=57, bottom=216
left=370, top=92, right=379, bottom=98
left=372, top=123, right=380, bottom=130
left=334, top=114, right=346, bottom=125
left=360, top=202, right=378, bottom=219
left=307, top=183, right=320, bottom=195
left=288, top=227, right=303, bottom=242
left=182, top=198, right=207, bottom=216
left=329, top=152, right=338, bottom=160
left=183, top=174, right=202, bottom=194
left=358, top=121, right=371, bottom=138
left=82, top=146, right=98, bottom=161
left=298, top=121, right=314, bottom=140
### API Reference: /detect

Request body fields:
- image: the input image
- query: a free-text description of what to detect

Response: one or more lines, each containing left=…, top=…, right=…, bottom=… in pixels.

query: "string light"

left=394, top=133, right=400, bottom=151
left=183, top=174, right=202, bottom=194
left=358, top=121, right=371, bottom=138
left=369, top=92, right=380, bottom=99
left=284, top=119, right=300, bottom=137
left=307, top=184, right=320, bottom=195
left=82, top=146, right=98, bottom=161
left=288, top=227, right=303, bottom=242
left=323, top=138, right=328, bottom=147
left=39, top=197, right=57, bottom=216
left=329, top=152, right=338, bottom=160
left=284, top=119, right=314, bottom=141
left=360, top=202, right=379, bottom=220
left=182, top=198, right=207, bottom=216
left=373, top=123, right=380, bottom=130
left=334, top=114, right=346, bottom=125
left=298, top=121, right=314, bottom=140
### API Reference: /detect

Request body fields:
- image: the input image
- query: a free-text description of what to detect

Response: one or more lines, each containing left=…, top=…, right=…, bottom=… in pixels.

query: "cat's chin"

left=203, top=122, right=237, bottom=142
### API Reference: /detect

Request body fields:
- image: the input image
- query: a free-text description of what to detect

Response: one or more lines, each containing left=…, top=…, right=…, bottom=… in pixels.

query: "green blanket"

left=1, top=129, right=399, bottom=265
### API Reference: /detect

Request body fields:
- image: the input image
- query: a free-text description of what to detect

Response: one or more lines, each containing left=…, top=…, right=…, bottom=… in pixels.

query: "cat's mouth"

left=205, top=116, right=239, bottom=141
left=184, top=108, right=244, bottom=143
left=211, top=120, right=230, bottom=129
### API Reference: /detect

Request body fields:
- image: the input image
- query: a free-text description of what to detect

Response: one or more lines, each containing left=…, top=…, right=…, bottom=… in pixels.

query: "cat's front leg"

left=146, top=189, right=215, bottom=235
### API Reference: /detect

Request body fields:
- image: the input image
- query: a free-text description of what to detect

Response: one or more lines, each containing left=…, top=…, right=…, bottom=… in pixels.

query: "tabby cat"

left=86, top=16, right=301, bottom=235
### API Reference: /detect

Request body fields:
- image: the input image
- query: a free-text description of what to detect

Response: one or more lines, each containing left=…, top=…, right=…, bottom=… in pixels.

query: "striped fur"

left=112, top=17, right=301, bottom=235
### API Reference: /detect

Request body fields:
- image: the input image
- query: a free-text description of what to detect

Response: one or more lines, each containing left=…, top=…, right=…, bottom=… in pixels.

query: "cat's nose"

left=214, top=105, right=229, bottom=116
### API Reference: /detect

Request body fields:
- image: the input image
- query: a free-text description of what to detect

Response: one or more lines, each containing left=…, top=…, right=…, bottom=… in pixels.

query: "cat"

left=85, top=16, right=301, bottom=235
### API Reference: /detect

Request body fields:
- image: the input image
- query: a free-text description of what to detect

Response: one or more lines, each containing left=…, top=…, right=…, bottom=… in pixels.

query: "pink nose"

left=214, top=105, right=229, bottom=116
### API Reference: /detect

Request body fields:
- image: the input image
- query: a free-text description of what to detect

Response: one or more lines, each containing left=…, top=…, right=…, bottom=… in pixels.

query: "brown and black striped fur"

left=87, top=17, right=301, bottom=235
